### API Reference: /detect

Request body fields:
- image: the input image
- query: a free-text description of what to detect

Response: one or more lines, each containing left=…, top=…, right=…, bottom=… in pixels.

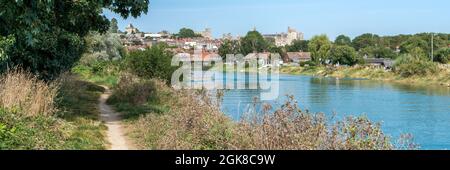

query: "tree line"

left=0, top=0, right=149, bottom=80
left=218, top=31, right=450, bottom=66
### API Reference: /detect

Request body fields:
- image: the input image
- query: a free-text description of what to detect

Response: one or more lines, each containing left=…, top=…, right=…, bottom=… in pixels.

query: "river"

left=219, top=73, right=450, bottom=149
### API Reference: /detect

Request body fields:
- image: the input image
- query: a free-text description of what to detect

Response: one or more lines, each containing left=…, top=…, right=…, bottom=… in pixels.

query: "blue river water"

left=218, top=73, right=450, bottom=149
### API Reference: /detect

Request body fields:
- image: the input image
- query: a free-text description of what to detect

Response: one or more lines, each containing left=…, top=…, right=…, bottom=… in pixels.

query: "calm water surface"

left=219, top=73, right=450, bottom=149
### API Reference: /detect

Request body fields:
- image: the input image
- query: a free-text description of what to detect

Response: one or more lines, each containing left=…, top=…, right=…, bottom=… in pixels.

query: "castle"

left=263, top=27, right=304, bottom=47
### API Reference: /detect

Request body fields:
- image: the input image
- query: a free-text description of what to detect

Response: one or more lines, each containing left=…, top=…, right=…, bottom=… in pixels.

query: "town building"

left=198, top=28, right=212, bottom=40
left=286, top=52, right=311, bottom=63
left=263, top=27, right=304, bottom=47
left=119, top=24, right=223, bottom=53
left=125, top=24, right=139, bottom=34
left=364, top=57, right=393, bottom=69
left=222, top=33, right=234, bottom=40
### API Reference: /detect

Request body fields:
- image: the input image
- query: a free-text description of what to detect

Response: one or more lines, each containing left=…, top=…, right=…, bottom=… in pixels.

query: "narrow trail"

left=98, top=86, right=134, bottom=150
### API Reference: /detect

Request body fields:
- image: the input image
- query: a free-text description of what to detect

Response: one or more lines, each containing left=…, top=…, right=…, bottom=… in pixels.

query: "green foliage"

left=107, top=75, right=169, bottom=120
left=352, top=33, right=380, bottom=51
left=335, top=35, right=352, bottom=46
left=308, top=35, right=332, bottom=65
left=175, top=28, right=201, bottom=38
left=55, top=75, right=108, bottom=149
left=0, top=109, right=67, bottom=149
left=218, top=40, right=240, bottom=59
left=239, top=30, right=268, bottom=55
left=0, top=0, right=148, bottom=79
left=400, top=36, right=429, bottom=54
left=434, top=48, right=450, bottom=64
left=71, top=31, right=125, bottom=86
left=359, top=46, right=397, bottom=59
left=330, top=45, right=360, bottom=65
left=394, top=52, right=437, bottom=77
left=267, top=44, right=283, bottom=54
left=109, top=18, right=119, bottom=33
left=82, top=31, right=125, bottom=62
left=125, top=44, right=178, bottom=83
left=286, top=40, right=309, bottom=52
left=0, top=35, right=15, bottom=69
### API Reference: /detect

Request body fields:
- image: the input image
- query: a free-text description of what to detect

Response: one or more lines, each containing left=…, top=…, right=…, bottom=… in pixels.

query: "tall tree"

left=239, top=30, right=268, bottom=55
left=109, top=18, right=119, bottom=33
left=308, top=35, right=332, bottom=64
left=0, top=0, right=149, bottom=79
left=352, top=33, right=380, bottom=51
left=287, top=40, right=309, bottom=52
left=400, top=36, right=429, bottom=54
left=330, top=45, right=359, bottom=65
left=176, top=28, right=201, bottom=38
left=334, top=35, right=352, bottom=46
left=359, top=46, right=397, bottom=59
left=434, top=47, right=450, bottom=64
left=218, top=39, right=240, bottom=60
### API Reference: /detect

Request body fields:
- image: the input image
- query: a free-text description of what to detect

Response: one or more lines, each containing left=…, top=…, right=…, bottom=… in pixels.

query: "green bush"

left=107, top=74, right=169, bottom=120
left=107, top=74, right=157, bottom=105
left=434, top=48, right=450, bottom=64
left=124, top=44, right=178, bottom=83
left=0, top=35, right=15, bottom=70
left=303, top=60, right=316, bottom=67
left=0, top=108, right=69, bottom=149
left=394, top=53, right=437, bottom=77
left=330, top=45, right=360, bottom=65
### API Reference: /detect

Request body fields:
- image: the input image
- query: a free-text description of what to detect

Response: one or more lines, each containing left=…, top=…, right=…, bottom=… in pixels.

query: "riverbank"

left=279, top=65, right=450, bottom=87
left=209, top=64, right=450, bottom=87
left=102, top=73, right=417, bottom=150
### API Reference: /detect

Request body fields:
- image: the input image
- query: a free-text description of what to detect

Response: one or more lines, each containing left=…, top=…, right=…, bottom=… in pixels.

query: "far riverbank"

left=210, top=64, right=450, bottom=87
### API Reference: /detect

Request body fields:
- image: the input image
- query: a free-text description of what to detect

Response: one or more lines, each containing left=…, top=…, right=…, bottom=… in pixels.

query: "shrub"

left=303, top=60, right=316, bottom=67
left=394, top=53, right=437, bottom=77
left=0, top=68, right=58, bottom=116
left=0, top=35, right=15, bottom=71
left=124, top=44, right=178, bottom=83
left=234, top=95, right=396, bottom=150
left=108, top=73, right=156, bottom=105
left=434, top=48, right=450, bottom=64
left=0, top=108, right=71, bottom=149
left=329, top=45, right=359, bottom=66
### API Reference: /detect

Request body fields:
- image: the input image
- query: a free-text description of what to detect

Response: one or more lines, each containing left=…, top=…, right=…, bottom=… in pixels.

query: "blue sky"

left=103, top=0, right=450, bottom=40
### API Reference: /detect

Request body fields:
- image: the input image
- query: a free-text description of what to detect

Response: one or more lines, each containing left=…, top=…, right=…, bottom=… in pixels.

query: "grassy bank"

left=106, top=73, right=417, bottom=150
left=279, top=65, right=450, bottom=86
left=0, top=70, right=107, bottom=149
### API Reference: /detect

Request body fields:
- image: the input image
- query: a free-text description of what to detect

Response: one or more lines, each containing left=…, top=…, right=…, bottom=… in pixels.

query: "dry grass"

left=0, top=68, right=59, bottom=116
left=108, top=73, right=155, bottom=105
left=0, top=70, right=108, bottom=149
left=115, top=74, right=416, bottom=150
left=235, top=96, right=394, bottom=150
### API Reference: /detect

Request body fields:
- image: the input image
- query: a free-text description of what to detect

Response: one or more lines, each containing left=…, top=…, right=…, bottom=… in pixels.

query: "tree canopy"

left=0, top=0, right=149, bottom=79
left=218, top=39, right=240, bottom=59
left=308, top=35, right=332, bottom=65
left=287, top=40, right=309, bottom=52
left=176, top=28, right=201, bottom=38
left=335, top=35, right=352, bottom=46
left=434, top=47, right=450, bottom=64
left=239, top=30, right=268, bottom=55
left=352, top=33, right=380, bottom=51
left=400, top=36, right=429, bottom=54
left=329, top=45, right=359, bottom=66
left=110, top=18, right=119, bottom=33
